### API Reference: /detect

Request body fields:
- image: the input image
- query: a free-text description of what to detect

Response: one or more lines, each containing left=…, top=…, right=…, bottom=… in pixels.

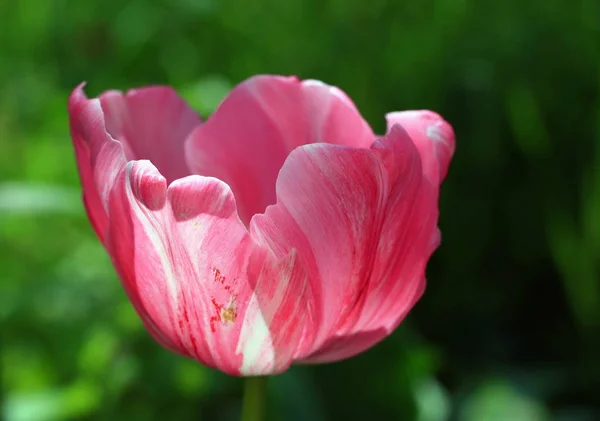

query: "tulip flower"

left=68, top=75, right=454, bottom=418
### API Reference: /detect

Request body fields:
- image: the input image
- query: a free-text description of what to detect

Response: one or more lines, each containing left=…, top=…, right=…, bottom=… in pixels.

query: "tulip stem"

left=241, top=376, right=268, bottom=421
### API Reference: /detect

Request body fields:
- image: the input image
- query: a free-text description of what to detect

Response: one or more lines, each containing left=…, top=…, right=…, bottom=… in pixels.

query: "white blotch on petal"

left=426, top=121, right=448, bottom=145
left=236, top=295, right=275, bottom=376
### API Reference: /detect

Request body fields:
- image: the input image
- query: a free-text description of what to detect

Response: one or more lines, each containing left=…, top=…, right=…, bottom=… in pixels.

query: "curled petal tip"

left=126, top=161, right=168, bottom=211
left=168, top=176, right=237, bottom=221
left=69, top=82, right=89, bottom=110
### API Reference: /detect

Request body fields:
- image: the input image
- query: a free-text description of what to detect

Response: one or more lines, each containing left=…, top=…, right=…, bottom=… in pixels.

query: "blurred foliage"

left=0, top=0, right=598, bottom=420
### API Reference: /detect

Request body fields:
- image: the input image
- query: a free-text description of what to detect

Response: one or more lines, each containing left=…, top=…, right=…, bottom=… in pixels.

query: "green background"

left=1, top=0, right=598, bottom=420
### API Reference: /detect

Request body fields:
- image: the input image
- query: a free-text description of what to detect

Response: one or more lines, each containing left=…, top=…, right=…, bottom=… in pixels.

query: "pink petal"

left=250, top=126, right=436, bottom=362
left=305, top=127, right=445, bottom=363
left=106, top=161, right=309, bottom=376
left=99, top=86, right=201, bottom=184
left=68, top=84, right=127, bottom=243
left=386, top=111, right=455, bottom=184
left=185, top=75, right=374, bottom=225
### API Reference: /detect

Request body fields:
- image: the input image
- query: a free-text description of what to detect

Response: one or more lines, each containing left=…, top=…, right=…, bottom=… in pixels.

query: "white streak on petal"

left=125, top=163, right=179, bottom=305
left=236, top=294, right=274, bottom=376
left=236, top=249, right=306, bottom=375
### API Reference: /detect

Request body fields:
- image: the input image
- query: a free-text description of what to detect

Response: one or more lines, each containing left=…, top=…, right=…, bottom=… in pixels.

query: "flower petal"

left=68, top=84, right=127, bottom=243
left=304, top=129, right=442, bottom=363
left=106, top=161, right=309, bottom=375
left=99, top=86, right=201, bottom=184
left=250, top=126, right=434, bottom=361
left=386, top=110, right=455, bottom=184
left=185, top=75, right=374, bottom=224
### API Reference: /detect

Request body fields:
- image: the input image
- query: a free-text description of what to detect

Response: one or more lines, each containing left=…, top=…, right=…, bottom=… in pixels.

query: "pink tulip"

left=68, top=75, right=454, bottom=376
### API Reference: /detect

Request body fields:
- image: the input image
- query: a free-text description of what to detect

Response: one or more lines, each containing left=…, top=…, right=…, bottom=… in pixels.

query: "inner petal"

left=185, top=75, right=374, bottom=225
left=99, top=86, right=202, bottom=184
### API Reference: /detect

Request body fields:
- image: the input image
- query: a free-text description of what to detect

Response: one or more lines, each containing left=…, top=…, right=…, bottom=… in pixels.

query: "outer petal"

left=305, top=175, right=437, bottom=363
left=250, top=126, right=436, bottom=361
left=106, top=161, right=309, bottom=376
left=68, top=84, right=127, bottom=244
left=185, top=75, right=374, bottom=224
left=99, top=86, right=201, bottom=184
left=386, top=111, right=455, bottom=184
left=304, top=116, right=453, bottom=363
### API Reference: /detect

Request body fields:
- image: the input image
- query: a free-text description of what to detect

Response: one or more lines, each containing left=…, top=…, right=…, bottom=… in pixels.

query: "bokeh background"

left=1, top=0, right=599, bottom=420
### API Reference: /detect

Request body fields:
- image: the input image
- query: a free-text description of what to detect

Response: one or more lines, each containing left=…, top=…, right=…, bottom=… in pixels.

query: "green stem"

left=241, top=376, right=268, bottom=421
